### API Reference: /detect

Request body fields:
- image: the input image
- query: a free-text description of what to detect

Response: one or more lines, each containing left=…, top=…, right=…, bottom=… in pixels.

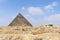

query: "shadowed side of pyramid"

left=8, top=13, right=32, bottom=26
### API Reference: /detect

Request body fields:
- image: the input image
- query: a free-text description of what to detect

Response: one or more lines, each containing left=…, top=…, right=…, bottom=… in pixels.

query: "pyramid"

left=8, top=13, right=32, bottom=26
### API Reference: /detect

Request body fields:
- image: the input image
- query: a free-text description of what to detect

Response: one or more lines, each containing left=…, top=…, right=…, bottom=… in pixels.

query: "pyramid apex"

left=16, top=13, right=24, bottom=18
left=17, top=13, right=22, bottom=16
left=18, top=13, right=22, bottom=15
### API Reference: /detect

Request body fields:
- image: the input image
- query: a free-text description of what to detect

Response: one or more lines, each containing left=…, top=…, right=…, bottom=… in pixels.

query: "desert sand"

left=0, top=24, right=60, bottom=40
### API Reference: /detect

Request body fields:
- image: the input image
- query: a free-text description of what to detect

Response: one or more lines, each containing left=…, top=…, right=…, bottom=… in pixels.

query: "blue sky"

left=0, top=0, right=60, bottom=26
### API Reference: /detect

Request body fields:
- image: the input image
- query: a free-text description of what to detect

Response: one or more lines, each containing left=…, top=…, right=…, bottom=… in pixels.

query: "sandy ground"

left=0, top=24, right=60, bottom=40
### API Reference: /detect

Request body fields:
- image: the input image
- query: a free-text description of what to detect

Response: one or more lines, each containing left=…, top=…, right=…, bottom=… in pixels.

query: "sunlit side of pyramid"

left=8, top=13, right=32, bottom=26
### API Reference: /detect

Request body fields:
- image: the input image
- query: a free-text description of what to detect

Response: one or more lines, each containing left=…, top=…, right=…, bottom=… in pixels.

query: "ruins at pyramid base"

left=0, top=24, right=60, bottom=40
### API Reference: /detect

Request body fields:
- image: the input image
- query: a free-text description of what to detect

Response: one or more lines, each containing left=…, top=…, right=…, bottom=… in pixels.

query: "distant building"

left=8, top=13, right=32, bottom=26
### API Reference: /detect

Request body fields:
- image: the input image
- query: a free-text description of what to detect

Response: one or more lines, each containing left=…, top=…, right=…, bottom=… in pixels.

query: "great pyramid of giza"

left=8, top=13, right=32, bottom=26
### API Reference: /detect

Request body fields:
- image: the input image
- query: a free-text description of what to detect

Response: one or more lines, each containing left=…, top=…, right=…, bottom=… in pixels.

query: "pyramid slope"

left=8, top=13, right=32, bottom=26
